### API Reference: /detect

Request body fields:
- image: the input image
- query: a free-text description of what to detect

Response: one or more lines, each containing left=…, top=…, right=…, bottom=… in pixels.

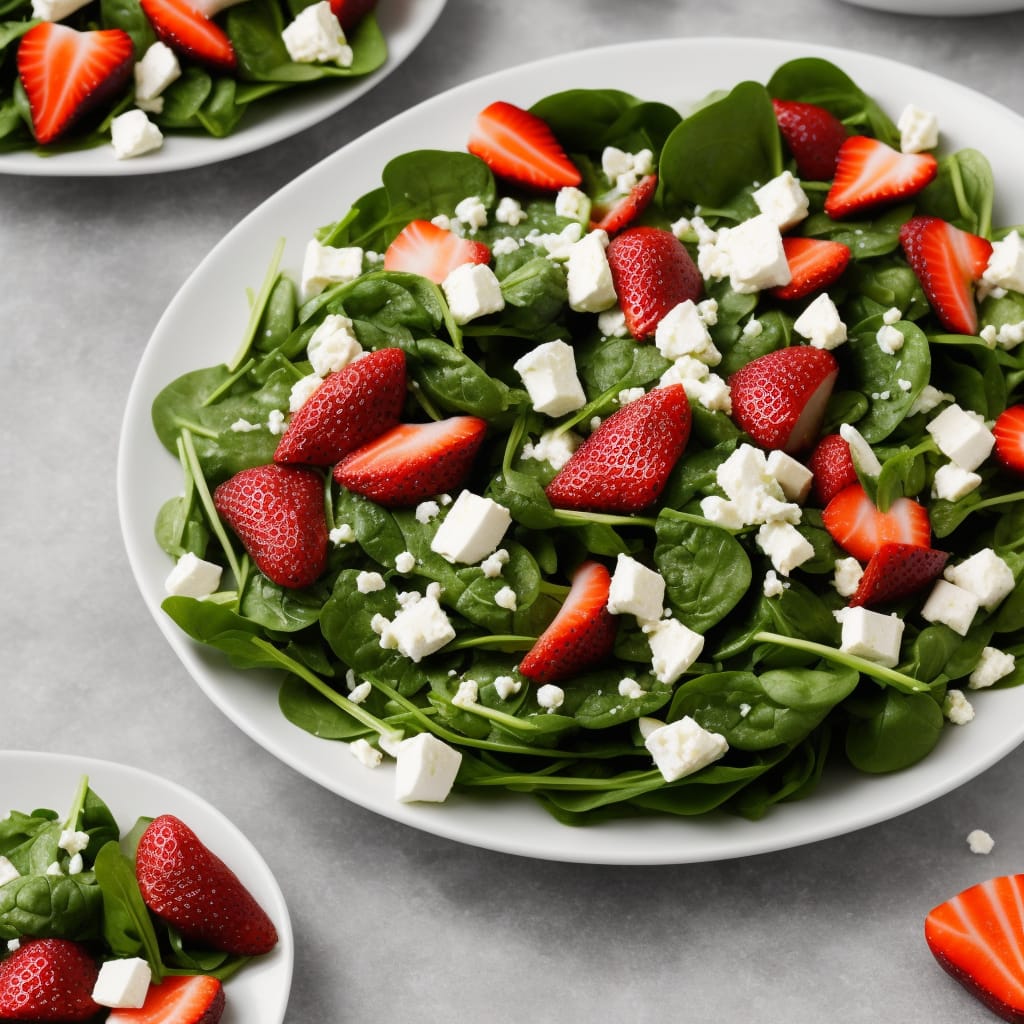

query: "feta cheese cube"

left=598, top=306, right=628, bottom=338
left=699, top=495, right=746, bottom=531
left=654, top=300, right=721, bottom=364
left=944, top=548, right=1016, bottom=610
left=300, top=239, right=363, bottom=301
left=716, top=444, right=800, bottom=526
left=454, top=195, right=488, bottom=231
left=110, top=110, right=163, bottom=160
left=495, top=197, right=525, bottom=226
left=969, top=647, right=1016, bottom=689
left=756, top=521, right=815, bottom=576
left=356, top=571, right=386, bottom=594
left=722, top=214, right=791, bottom=293
left=897, top=103, right=939, bottom=154
left=680, top=372, right=732, bottom=414
left=752, top=171, right=809, bottom=231
left=307, top=314, right=362, bottom=376
left=836, top=606, right=904, bottom=667
left=349, top=738, right=382, bottom=768
left=766, top=450, right=813, bottom=503
left=282, top=1, right=352, bottom=66
left=375, top=592, right=456, bottom=662
left=479, top=548, right=510, bottom=578
left=943, top=688, right=975, bottom=725
left=536, top=684, right=565, bottom=712
left=0, top=856, right=19, bottom=886
left=494, top=585, right=517, bottom=610
left=920, top=579, right=980, bottom=636
left=430, top=491, right=512, bottom=564
left=794, top=293, right=847, bottom=350
left=618, top=677, right=647, bottom=699
left=348, top=681, right=372, bottom=704
left=91, top=958, right=151, bottom=1009
left=164, top=552, right=222, bottom=599
left=763, top=569, right=788, bottom=598
left=644, top=715, right=728, bottom=782
left=513, top=339, right=586, bottom=416
left=493, top=675, right=521, bottom=700
left=441, top=262, right=505, bottom=325
left=394, top=733, right=462, bottom=802
left=642, top=618, right=705, bottom=685
left=607, top=554, right=666, bottom=621
left=566, top=231, right=617, bottom=313
left=982, top=230, right=1024, bottom=293
left=967, top=828, right=995, bottom=854
left=452, top=678, right=479, bottom=708
left=330, top=523, right=355, bottom=545
left=58, top=830, right=90, bottom=855
left=832, top=556, right=864, bottom=598
left=926, top=403, right=995, bottom=470
left=394, top=551, right=416, bottom=574
left=289, top=372, right=321, bottom=412
left=134, top=42, right=180, bottom=107
left=931, top=462, right=982, bottom=502
left=521, top=429, right=581, bottom=470
left=555, top=186, right=591, bottom=223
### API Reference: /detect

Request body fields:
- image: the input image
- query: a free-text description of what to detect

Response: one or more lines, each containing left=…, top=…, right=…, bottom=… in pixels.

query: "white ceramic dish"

left=0, top=751, right=293, bottom=1021
left=118, top=37, right=1024, bottom=865
left=0, top=0, right=447, bottom=177
left=838, top=0, right=1022, bottom=14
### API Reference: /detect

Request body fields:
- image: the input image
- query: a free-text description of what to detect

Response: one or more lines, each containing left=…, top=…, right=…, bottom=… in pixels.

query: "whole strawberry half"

left=591, top=174, right=658, bottom=234
left=824, top=136, right=937, bottom=219
left=213, top=463, right=327, bottom=589
left=899, top=215, right=993, bottom=335
left=17, top=23, right=133, bottom=145
left=772, top=237, right=851, bottom=301
left=0, top=938, right=99, bottom=1022
left=728, top=346, right=839, bottom=454
left=107, top=974, right=225, bottom=1024
left=848, top=542, right=948, bottom=607
left=136, top=814, right=278, bottom=956
left=519, top=560, right=616, bottom=684
left=383, top=220, right=491, bottom=285
left=605, top=227, right=703, bottom=340
left=993, top=405, right=1024, bottom=474
left=545, top=384, right=691, bottom=514
left=772, top=98, right=848, bottom=181
left=334, top=416, right=488, bottom=506
left=139, top=0, right=236, bottom=71
left=274, top=347, right=406, bottom=466
left=822, top=483, right=931, bottom=564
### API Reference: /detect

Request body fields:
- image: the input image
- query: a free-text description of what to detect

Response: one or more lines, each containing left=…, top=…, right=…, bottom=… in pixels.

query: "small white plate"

left=838, top=0, right=1023, bottom=14
left=0, top=751, right=293, bottom=1022
left=0, top=0, right=447, bottom=177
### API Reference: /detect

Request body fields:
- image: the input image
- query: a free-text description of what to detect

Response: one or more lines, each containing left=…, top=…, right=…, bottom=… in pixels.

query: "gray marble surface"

left=4, top=0, right=1024, bottom=1020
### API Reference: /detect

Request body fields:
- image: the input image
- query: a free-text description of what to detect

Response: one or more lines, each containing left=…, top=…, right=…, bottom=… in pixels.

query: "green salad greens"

left=152, top=58, right=1024, bottom=825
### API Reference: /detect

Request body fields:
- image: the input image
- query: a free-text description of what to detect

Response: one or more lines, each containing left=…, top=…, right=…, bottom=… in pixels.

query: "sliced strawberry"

left=605, top=227, right=703, bottom=340
left=213, top=464, right=327, bottom=589
left=467, top=100, right=581, bottom=191
left=848, top=542, right=949, bottom=607
left=334, top=416, right=487, bottom=506
left=771, top=237, right=851, bottom=301
left=822, top=483, right=931, bottom=563
left=545, top=384, right=691, bottom=514
left=274, top=348, right=406, bottom=466
left=728, top=346, right=839, bottom=454
left=383, top=220, right=491, bottom=286
left=807, top=433, right=857, bottom=506
left=824, top=136, right=937, bottom=219
left=329, top=0, right=376, bottom=31
left=519, top=560, right=617, bottom=684
left=591, top=174, right=658, bottom=234
left=16, top=23, right=133, bottom=146
left=0, top=939, right=99, bottom=1022
left=107, top=975, right=225, bottom=1024
left=925, top=874, right=1024, bottom=1023
left=899, top=215, right=993, bottom=335
left=993, top=405, right=1024, bottom=474
left=772, top=99, right=848, bottom=181
left=139, top=0, right=236, bottom=72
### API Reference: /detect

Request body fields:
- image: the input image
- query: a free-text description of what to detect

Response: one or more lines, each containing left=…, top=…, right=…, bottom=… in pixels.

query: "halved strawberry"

left=213, top=464, right=328, bottom=589
left=334, top=416, right=487, bottom=506
left=0, top=939, right=99, bottom=1022
left=383, top=220, right=491, bottom=285
left=545, top=384, right=691, bottom=514
left=274, top=348, right=406, bottom=466
left=330, top=0, right=376, bottom=31
left=899, top=215, right=993, bottom=335
left=467, top=100, right=581, bottom=191
left=993, top=405, right=1024, bottom=474
left=822, top=483, right=931, bottom=563
left=728, top=346, right=839, bottom=454
left=771, top=237, right=851, bottom=301
left=591, top=174, right=658, bottom=234
left=107, top=975, right=225, bottom=1024
left=772, top=98, right=848, bottom=181
left=16, top=23, right=133, bottom=145
left=605, top=227, right=703, bottom=340
left=139, top=0, right=236, bottom=72
left=925, top=874, right=1024, bottom=1023
left=824, top=136, right=937, bottom=219
left=848, top=542, right=949, bottom=607
left=518, top=560, right=616, bottom=684
left=808, top=433, right=858, bottom=506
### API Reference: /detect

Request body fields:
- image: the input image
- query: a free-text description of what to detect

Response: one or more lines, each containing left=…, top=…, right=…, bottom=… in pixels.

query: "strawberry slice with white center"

left=333, top=416, right=487, bottom=506
left=824, top=135, right=937, bottom=218
left=771, top=237, right=851, bottom=301
left=993, top=404, right=1024, bottom=474
left=383, top=220, right=491, bottom=285
left=518, top=560, right=617, bottom=684
left=16, top=23, right=134, bottom=145
left=728, top=345, right=839, bottom=454
left=899, top=215, right=993, bottom=335
left=468, top=100, right=581, bottom=191
left=847, top=541, right=949, bottom=607
left=139, top=0, right=237, bottom=72
left=591, top=174, right=658, bottom=234
left=772, top=98, right=848, bottom=181
left=107, top=974, right=225, bottom=1024
left=822, top=483, right=931, bottom=563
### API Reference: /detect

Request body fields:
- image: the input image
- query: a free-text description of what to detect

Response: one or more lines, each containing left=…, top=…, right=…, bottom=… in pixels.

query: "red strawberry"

left=518, top=560, right=616, bottom=684
left=139, top=0, right=235, bottom=71
left=899, top=215, right=993, bottom=335
left=0, top=938, right=99, bottom=1022
left=213, top=464, right=327, bottom=589
left=605, top=227, right=703, bottom=340
left=330, top=0, right=376, bottom=31
left=772, top=98, right=848, bottom=181
left=728, top=346, right=839, bottom=454
left=274, top=348, right=406, bottom=466
left=822, top=483, right=931, bottom=563
left=848, top=542, right=949, bottom=607
left=107, top=975, right=224, bottom=1024
left=334, top=416, right=487, bottom=506
left=591, top=174, right=658, bottom=234
left=772, top=237, right=851, bottom=301
left=993, top=405, right=1024, bottom=474
left=925, top=873, right=1024, bottom=1023
left=545, top=384, right=691, bottom=514
left=16, top=23, right=133, bottom=145
left=467, top=100, right=581, bottom=191
left=824, top=136, right=937, bottom=219
left=135, top=814, right=278, bottom=956
left=808, top=433, right=857, bottom=506
left=383, top=220, right=491, bottom=286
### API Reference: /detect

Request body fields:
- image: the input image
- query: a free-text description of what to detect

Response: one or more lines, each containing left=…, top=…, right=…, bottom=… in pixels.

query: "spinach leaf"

left=845, top=689, right=944, bottom=772
left=94, top=842, right=164, bottom=979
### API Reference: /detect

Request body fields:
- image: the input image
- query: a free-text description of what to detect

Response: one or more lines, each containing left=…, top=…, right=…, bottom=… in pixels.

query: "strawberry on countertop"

left=0, top=938, right=100, bottom=1022
left=383, top=219, right=491, bottom=285
left=848, top=541, right=949, bottom=608
left=772, top=236, right=851, bottom=301
left=993, top=405, right=1024, bottom=474
left=772, top=98, right=848, bottom=181
left=822, top=483, right=932, bottom=564
left=807, top=433, right=858, bottom=506
left=107, top=975, right=225, bottom=1024
left=825, top=135, right=938, bottom=219
left=139, top=0, right=237, bottom=72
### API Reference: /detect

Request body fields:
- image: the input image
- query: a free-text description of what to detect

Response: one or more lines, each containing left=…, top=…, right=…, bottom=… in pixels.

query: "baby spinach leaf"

left=0, top=874, right=102, bottom=941
left=94, top=842, right=164, bottom=979
left=845, top=689, right=944, bottom=773
left=278, top=675, right=368, bottom=739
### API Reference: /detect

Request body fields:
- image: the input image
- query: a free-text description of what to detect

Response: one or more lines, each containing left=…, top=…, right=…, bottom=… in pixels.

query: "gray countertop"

left=4, top=1, right=1024, bottom=1021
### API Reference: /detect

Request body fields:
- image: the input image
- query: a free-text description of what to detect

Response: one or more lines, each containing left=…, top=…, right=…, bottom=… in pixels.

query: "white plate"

left=118, top=37, right=1024, bottom=864
left=838, top=0, right=1023, bottom=13
left=0, top=0, right=447, bottom=177
left=0, top=751, right=293, bottom=1021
